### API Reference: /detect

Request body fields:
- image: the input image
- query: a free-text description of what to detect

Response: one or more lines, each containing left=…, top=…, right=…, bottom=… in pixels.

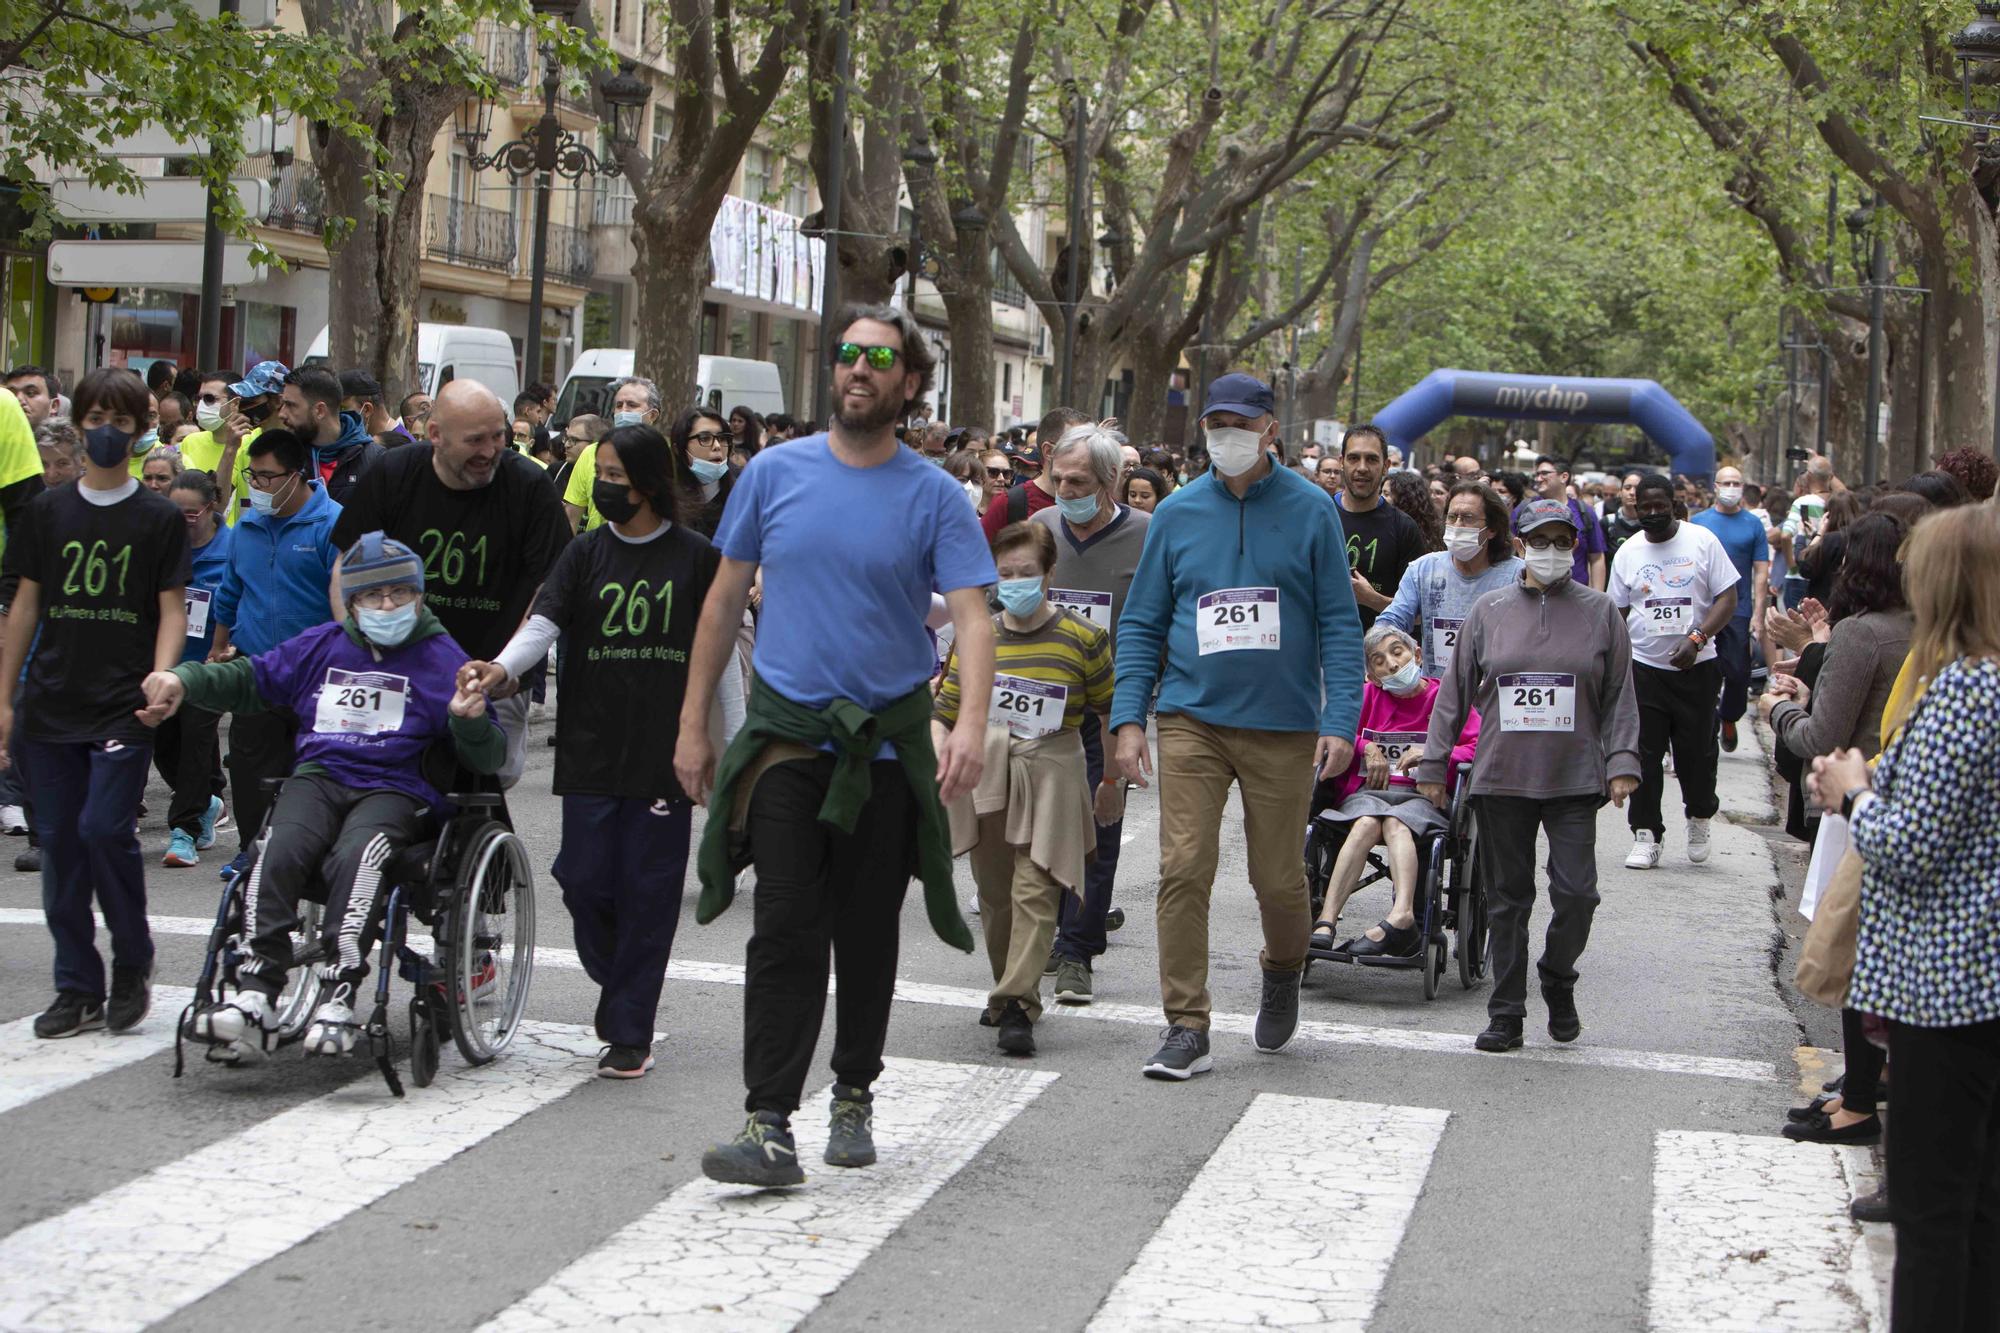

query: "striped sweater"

left=935, top=605, right=1114, bottom=733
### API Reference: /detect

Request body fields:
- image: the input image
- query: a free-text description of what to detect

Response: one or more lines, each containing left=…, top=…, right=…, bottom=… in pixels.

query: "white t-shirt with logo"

left=1608, top=522, right=1740, bottom=670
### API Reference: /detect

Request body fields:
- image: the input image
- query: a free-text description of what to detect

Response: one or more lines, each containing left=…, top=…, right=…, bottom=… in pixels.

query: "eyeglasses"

left=1523, top=534, right=1576, bottom=550
left=351, top=586, right=419, bottom=609
left=563, top=434, right=591, bottom=447
left=688, top=430, right=728, bottom=446
left=834, top=342, right=900, bottom=371
left=1533, top=470, right=1560, bottom=481
left=246, top=468, right=295, bottom=486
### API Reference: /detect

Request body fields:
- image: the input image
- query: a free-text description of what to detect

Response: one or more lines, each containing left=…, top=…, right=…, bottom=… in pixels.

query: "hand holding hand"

left=134, top=671, right=185, bottom=727
left=447, top=680, right=488, bottom=719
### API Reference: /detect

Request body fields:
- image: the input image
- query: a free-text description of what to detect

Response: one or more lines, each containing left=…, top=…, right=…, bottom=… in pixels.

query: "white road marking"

left=0, top=1022, right=601, bottom=1333
left=0, top=987, right=192, bottom=1115
left=1648, top=1129, right=1884, bottom=1333
left=0, top=909, right=1776, bottom=1083
left=1088, top=1094, right=1447, bottom=1331
left=480, top=1058, right=1055, bottom=1331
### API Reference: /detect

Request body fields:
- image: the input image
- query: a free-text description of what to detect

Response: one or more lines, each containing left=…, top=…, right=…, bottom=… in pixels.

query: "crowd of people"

left=3, top=318, right=1995, bottom=1323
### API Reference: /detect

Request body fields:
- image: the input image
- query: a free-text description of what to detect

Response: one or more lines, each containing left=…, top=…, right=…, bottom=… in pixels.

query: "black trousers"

left=1887, top=1017, right=2000, bottom=1333
left=1840, top=1006, right=1885, bottom=1115
left=1630, top=660, right=1721, bottom=838
left=152, top=704, right=226, bottom=836
left=550, top=793, right=693, bottom=1049
left=1473, top=794, right=1600, bottom=1020
left=225, top=709, right=297, bottom=856
left=742, top=756, right=915, bottom=1117
left=238, top=774, right=427, bottom=994
left=1054, top=710, right=1122, bottom=963
left=1712, top=617, right=1753, bottom=726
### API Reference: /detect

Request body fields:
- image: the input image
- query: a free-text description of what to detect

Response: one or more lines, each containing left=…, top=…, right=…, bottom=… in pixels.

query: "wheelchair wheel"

left=1456, top=885, right=1487, bottom=989
left=448, top=822, right=535, bottom=1066
left=1303, top=824, right=1334, bottom=919
left=409, top=999, right=439, bottom=1088
left=273, top=901, right=324, bottom=1041
left=1422, top=934, right=1443, bottom=1000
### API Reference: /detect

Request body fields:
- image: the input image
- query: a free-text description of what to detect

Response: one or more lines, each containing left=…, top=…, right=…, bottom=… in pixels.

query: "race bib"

left=1363, top=728, right=1428, bottom=771
left=989, top=673, right=1068, bottom=739
left=1497, top=672, right=1576, bottom=732
left=313, top=668, right=410, bottom=737
left=1196, top=587, right=1281, bottom=655
left=1641, top=597, right=1693, bottom=638
left=1430, top=616, right=1463, bottom=672
left=1048, top=588, right=1112, bottom=631
left=184, top=588, right=212, bottom=639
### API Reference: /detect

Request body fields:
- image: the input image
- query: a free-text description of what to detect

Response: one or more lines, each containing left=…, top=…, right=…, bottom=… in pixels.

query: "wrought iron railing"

left=427, top=194, right=518, bottom=271
left=545, top=219, right=593, bottom=282
left=260, top=158, right=324, bottom=234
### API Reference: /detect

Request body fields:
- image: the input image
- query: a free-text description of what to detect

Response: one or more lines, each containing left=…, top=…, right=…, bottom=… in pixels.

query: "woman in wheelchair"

left=1311, top=624, right=1479, bottom=959
left=137, top=533, right=503, bottom=1061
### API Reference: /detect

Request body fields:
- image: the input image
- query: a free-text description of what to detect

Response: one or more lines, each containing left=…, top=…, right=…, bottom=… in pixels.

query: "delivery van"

left=305, top=323, right=521, bottom=408
left=553, top=350, right=785, bottom=425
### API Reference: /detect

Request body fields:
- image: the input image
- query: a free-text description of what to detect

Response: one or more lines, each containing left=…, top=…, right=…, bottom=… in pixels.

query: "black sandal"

left=1310, top=920, right=1340, bottom=949
left=1344, top=920, right=1421, bottom=959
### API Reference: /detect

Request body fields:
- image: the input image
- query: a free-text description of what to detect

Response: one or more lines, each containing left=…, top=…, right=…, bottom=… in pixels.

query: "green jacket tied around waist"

left=695, top=674, right=974, bottom=953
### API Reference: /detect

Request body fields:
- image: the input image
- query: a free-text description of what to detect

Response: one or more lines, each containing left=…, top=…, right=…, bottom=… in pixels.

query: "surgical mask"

left=593, top=479, right=643, bottom=524
left=1205, top=426, right=1264, bottom=478
left=687, top=456, right=728, bottom=484
left=1639, top=511, right=1675, bottom=537
left=612, top=410, right=646, bottom=428
left=1525, top=545, right=1572, bottom=585
left=1715, top=484, right=1743, bottom=507
left=85, top=423, right=135, bottom=468
left=996, top=577, right=1044, bottom=617
left=1443, top=526, right=1485, bottom=561
left=1381, top=660, right=1423, bottom=695
left=963, top=479, right=983, bottom=509
left=195, top=402, right=226, bottom=432
left=133, top=428, right=159, bottom=453
left=356, top=603, right=419, bottom=648
left=246, top=473, right=297, bottom=515
left=1056, top=492, right=1101, bottom=524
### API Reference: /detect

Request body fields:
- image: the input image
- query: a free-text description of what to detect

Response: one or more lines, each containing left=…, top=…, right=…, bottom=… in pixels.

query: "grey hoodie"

left=1416, top=574, right=1640, bottom=799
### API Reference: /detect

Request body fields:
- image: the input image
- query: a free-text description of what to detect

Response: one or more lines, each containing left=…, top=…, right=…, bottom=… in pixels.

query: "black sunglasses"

left=834, top=342, right=900, bottom=371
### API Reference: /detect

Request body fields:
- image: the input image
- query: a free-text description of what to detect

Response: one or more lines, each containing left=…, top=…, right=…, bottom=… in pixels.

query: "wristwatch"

left=1840, top=786, right=1870, bottom=820
left=1686, top=628, right=1709, bottom=648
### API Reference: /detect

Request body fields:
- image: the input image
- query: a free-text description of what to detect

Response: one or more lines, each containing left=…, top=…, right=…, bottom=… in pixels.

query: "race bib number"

left=989, top=673, right=1068, bottom=739
left=1363, top=729, right=1428, bottom=770
left=1497, top=672, right=1576, bottom=732
left=184, top=588, right=212, bottom=639
left=1048, top=588, right=1112, bottom=631
left=1642, top=597, right=1693, bottom=638
left=1196, top=587, right=1281, bottom=655
left=1430, top=616, right=1463, bottom=672
left=313, top=668, right=410, bottom=737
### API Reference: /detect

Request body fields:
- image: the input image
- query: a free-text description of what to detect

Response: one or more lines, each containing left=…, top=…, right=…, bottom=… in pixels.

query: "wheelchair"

left=176, top=768, right=537, bottom=1097
left=1301, top=761, right=1483, bottom=1001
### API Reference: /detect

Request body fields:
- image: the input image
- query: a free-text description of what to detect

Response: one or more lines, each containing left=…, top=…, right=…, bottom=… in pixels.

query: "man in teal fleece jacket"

left=1111, top=373, right=1364, bottom=1081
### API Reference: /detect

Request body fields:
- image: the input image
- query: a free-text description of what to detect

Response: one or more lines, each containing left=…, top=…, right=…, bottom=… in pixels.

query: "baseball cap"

left=1514, top=497, right=1579, bottom=535
left=228, top=360, right=290, bottom=400
left=1200, top=372, right=1275, bottom=422
left=1002, top=437, right=1043, bottom=467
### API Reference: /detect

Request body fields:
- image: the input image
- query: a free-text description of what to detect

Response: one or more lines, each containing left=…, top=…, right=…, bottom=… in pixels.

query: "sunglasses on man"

left=833, top=342, right=901, bottom=371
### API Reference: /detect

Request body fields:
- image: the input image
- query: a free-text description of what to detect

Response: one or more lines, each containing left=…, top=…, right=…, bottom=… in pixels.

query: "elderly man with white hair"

left=1030, top=420, right=1152, bottom=1005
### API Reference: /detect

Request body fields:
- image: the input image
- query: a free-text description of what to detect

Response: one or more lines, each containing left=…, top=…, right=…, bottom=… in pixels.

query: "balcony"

left=545, top=218, right=592, bottom=283
left=477, top=21, right=534, bottom=88
left=262, top=159, right=324, bottom=234
left=427, top=194, right=517, bottom=271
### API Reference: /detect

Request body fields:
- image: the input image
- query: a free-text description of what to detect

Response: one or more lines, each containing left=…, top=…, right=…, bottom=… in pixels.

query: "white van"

left=553, top=350, right=785, bottom=425
left=305, top=323, right=522, bottom=408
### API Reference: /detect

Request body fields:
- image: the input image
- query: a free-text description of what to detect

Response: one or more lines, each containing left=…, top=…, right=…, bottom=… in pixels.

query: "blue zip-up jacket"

left=180, top=521, right=235, bottom=664
left=213, top=479, right=342, bottom=657
left=1110, top=462, right=1364, bottom=736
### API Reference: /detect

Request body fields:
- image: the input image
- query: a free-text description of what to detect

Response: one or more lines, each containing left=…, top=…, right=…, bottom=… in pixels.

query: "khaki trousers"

left=970, top=812, right=1063, bottom=1023
left=1155, top=715, right=1316, bottom=1031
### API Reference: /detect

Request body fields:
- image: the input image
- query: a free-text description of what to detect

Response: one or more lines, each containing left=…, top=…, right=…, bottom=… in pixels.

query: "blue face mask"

left=687, top=456, right=729, bottom=484
left=84, top=423, right=135, bottom=468
left=133, top=428, right=159, bottom=454
left=612, top=411, right=646, bottom=428
left=356, top=602, right=420, bottom=647
left=1381, top=660, right=1423, bottom=695
left=1056, top=492, right=1101, bottom=524
left=996, top=577, right=1044, bottom=617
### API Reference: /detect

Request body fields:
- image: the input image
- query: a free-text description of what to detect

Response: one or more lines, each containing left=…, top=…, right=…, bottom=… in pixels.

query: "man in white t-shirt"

left=1609, top=473, right=1739, bottom=870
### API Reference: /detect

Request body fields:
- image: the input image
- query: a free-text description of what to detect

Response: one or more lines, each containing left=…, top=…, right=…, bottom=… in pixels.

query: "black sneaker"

left=1142, top=1025, right=1212, bottom=1080
left=996, top=999, right=1035, bottom=1056
left=1542, top=986, right=1581, bottom=1043
left=1720, top=720, right=1738, bottom=753
left=701, top=1111, right=805, bottom=1188
left=596, top=1044, right=655, bottom=1079
left=1105, top=907, right=1126, bottom=932
left=1849, top=1188, right=1891, bottom=1224
left=107, top=963, right=153, bottom=1033
left=1253, top=966, right=1301, bottom=1053
left=33, top=991, right=105, bottom=1039
left=14, top=845, right=40, bottom=873
left=1474, top=1015, right=1524, bottom=1052
left=824, top=1084, right=876, bottom=1167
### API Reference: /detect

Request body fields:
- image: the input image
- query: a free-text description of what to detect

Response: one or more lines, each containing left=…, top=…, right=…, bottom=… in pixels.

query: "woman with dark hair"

left=1932, top=446, right=1997, bottom=502
left=1386, top=470, right=1444, bottom=554
left=1378, top=481, right=1522, bottom=680
left=1490, top=470, right=1530, bottom=512
left=1897, top=469, right=1972, bottom=511
left=670, top=406, right=732, bottom=537
left=1120, top=466, right=1167, bottom=514
left=727, top=405, right=765, bottom=468
left=1797, top=490, right=1864, bottom=606
left=156, top=470, right=232, bottom=868
left=460, top=422, right=730, bottom=1080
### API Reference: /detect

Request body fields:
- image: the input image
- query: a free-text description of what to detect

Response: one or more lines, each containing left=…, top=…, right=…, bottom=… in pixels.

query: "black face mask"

left=592, top=479, right=643, bottom=525
left=1639, top=510, right=1675, bottom=536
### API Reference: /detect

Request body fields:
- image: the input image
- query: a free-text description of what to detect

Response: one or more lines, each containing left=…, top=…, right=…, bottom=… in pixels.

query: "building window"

left=742, top=146, right=770, bottom=204
left=612, top=0, right=625, bottom=38
left=651, top=108, right=669, bottom=166
left=1002, top=361, right=1012, bottom=402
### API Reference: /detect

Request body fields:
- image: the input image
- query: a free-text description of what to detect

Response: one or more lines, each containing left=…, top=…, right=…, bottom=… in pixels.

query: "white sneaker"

left=0, top=804, right=24, bottom=835
left=192, top=989, right=278, bottom=1061
left=1686, top=817, right=1712, bottom=864
left=303, top=984, right=360, bottom=1057
left=1624, top=831, right=1661, bottom=869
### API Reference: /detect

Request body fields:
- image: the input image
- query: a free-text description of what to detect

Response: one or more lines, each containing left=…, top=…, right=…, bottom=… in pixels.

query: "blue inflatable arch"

left=1372, top=370, right=1717, bottom=479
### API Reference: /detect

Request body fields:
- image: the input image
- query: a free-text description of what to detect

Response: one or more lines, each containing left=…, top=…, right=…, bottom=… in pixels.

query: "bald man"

left=331, top=379, right=571, bottom=785
left=1452, top=455, right=1484, bottom=484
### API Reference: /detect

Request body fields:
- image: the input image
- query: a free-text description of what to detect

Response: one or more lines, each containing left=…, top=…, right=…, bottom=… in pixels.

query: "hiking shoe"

left=14, top=845, right=39, bottom=873
left=33, top=991, right=104, bottom=1039
left=1720, top=720, right=1738, bottom=753
left=702, top=1111, right=805, bottom=1187
left=1686, top=817, right=1712, bottom=864
left=0, top=803, right=25, bottom=835
left=219, top=848, right=252, bottom=883
left=597, top=1044, right=654, bottom=1079
left=302, top=983, right=360, bottom=1057
left=1474, top=1015, right=1524, bottom=1052
left=1253, top=966, right=1302, bottom=1053
left=1543, top=986, right=1581, bottom=1043
left=107, top=963, right=153, bottom=1032
left=163, top=829, right=199, bottom=868
left=196, top=796, right=225, bottom=851
left=1105, top=907, right=1125, bottom=932
left=190, top=989, right=277, bottom=1060
left=1053, top=958, right=1093, bottom=1005
left=1624, top=831, right=1660, bottom=869
left=1142, top=1025, right=1212, bottom=1080
left=996, top=999, right=1035, bottom=1056
left=824, top=1084, right=876, bottom=1167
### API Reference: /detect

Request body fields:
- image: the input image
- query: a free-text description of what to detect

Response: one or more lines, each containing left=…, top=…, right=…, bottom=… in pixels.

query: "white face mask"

left=1443, top=526, right=1485, bottom=561
left=1715, top=484, right=1743, bottom=507
left=1205, top=426, right=1264, bottom=477
left=196, top=402, right=226, bottom=432
left=1524, top=545, right=1572, bottom=585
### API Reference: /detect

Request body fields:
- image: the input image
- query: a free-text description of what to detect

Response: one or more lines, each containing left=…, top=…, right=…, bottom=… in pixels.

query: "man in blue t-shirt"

left=675, top=304, right=998, bottom=1188
left=1690, top=464, right=1769, bottom=751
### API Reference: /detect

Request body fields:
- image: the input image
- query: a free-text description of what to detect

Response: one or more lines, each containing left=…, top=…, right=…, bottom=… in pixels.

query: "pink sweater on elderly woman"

left=1332, top=678, right=1481, bottom=806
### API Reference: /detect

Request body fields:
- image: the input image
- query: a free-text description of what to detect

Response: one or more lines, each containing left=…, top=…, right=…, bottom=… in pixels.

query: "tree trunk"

left=1925, top=185, right=1997, bottom=465
left=1123, top=335, right=1180, bottom=448
left=629, top=220, right=709, bottom=411
left=941, top=278, right=995, bottom=432
left=319, top=126, right=434, bottom=404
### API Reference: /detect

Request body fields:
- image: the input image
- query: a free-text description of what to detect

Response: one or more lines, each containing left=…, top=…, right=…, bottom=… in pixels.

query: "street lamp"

left=951, top=201, right=987, bottom=279
left=1846, top=200, right=1886, bottom=485
left=899, top=140, right=938, bottom=306
left=1951, top=3, right=2000, bottom=157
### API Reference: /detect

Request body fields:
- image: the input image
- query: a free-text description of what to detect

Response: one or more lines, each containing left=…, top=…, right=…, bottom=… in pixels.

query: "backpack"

left=1007, top=482, right=1031, bottom=524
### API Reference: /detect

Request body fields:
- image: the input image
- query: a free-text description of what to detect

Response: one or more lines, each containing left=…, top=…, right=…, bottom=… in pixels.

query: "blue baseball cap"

left=228, top=360, right=290, bottom=400
left=1200, top=372, right=1275, bottom=422
left=1514, top=497, right=1579, bottom=535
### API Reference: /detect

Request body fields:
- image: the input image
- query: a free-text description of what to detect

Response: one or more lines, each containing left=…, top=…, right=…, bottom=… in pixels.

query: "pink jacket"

left=1333, top=678, right=1480, bottom=805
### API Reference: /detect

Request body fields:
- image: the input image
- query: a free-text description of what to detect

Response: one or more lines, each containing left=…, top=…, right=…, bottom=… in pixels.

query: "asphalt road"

left=0, top=710, right=1890, bottom=1332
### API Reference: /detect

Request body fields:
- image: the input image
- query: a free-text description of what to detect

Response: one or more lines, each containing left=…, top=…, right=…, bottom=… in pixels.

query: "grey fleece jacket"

left=1417, top=574, right=1641, bottom=799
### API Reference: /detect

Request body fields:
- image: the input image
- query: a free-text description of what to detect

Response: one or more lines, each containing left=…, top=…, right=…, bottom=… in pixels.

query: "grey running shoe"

left=1142, top=1025, right=1212, bottom=1080
left=824, top=1084, right=876, bottom=1167
left=1053, top=958, right=1093, bottom=1005
left=702, top=1111, right=805, bottom=1187
left=1253, top=967, right=1302, bottom=1053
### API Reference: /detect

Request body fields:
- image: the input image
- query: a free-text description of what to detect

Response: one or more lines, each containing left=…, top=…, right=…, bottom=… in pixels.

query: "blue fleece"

left=181, top=523, right=235, bottom=665
left=213, top=480, right=343, bottom=656
left=1110, top=464, right=1364, bottom=736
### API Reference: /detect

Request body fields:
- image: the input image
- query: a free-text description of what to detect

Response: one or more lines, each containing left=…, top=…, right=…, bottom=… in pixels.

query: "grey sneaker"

left=1253, top=966, right=1302, bottom=1053
left=824, top=1084, right=876, bottom=1167
left=1053, top=958, right=1093, bottom=1005
left=1142, top=1025, right=1212, bottom=1081
left=702, top=1111, right=805, bottom=1187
